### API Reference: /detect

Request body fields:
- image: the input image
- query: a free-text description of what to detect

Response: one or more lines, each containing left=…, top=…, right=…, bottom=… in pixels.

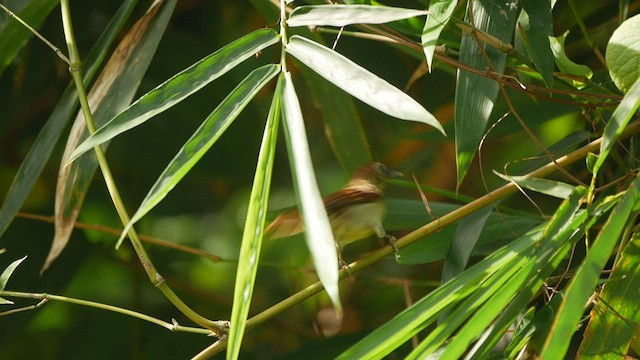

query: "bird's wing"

left=323, top=188, right=382, bottom=214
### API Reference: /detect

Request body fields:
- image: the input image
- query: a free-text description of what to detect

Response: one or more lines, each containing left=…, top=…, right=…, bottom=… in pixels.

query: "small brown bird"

left=265, top=162, right=402, bottom=250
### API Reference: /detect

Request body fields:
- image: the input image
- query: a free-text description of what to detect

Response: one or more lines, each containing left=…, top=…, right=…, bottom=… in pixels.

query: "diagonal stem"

left=58, top=0, right=225, bottom=335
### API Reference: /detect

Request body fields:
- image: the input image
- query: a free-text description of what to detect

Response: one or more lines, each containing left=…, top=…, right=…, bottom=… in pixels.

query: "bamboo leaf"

left=593, top=78, right=640, bottom=177
left=337, top=225, right=546, bottom=359
left=577, top=227, right=640, bottom=357
left=227, top=74, right=282, bottom=360
left=286, top=35, right=445, bottom=134
left=287, top=4, right=428, bottom=27
left=0, top=256, right=27, bottom=304
left=0, top=0, right=137, bottom=239
left=455, top=0, right=518, bottom=186
left=421, top=0, right=457, bottom=71
left=540, top=174, right=640, bottom=360
left=116, top=64, right=279, bottom=248
left=68, top=28, right=280, bottom=162
left=520, top=0, right=554, bottom=86
left=281, top=71, right=342, bottom=313
left=43, top=0, right=175, bottom=273
left=493, top=171, right=576, bottom=199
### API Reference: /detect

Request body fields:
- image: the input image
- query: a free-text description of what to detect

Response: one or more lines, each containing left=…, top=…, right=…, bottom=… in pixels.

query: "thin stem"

left=279, top=0, right=288, bottom=72
left=58, top=0, right=225, bottom=335
left=0, top=291, right=211, bottom=335
left=0, top=3, right=70, bottom=64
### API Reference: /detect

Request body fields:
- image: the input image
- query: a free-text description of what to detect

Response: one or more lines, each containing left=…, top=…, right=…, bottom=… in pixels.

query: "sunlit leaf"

left=593, top=78, right=640, bottom=177
left=578, top=227, right=640, bottom=357
left=68, top=28, right=280, bottom=162
left=287, top=4, right=428, bottom=27
left=606, top=13, right=640, bottom=93
left=0, top=256, right=27, bottom=305
left=227, top=74, right=282, bottom=360
left=116, top=64, right=279, bottom=248
left=281, top=71, right=342, bottom=313
left=549, top=32, right=593, bottom=80
left=421, top=0, right=457, bottom=71
left=540, top=174, right=640, bottom=360
left=286, top=35, right=445, bottom=134
left=493, top=171, right=576, bottom=199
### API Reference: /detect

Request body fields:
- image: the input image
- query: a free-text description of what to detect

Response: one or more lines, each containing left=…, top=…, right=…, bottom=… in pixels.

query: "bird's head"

left=348, top=162, right=403, bottom=189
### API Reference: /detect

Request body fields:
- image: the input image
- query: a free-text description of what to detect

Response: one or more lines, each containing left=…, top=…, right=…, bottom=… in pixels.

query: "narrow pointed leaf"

left=287, top=5, right=428, bottom=27
left=578, top=227, right=640, bottom=357
left=422, top=0, right=457, bottom=71
left=117, top=64, right=279, bottom=247
left=593, top=78, right=640, bottom=177
left=43, top=0, right=175, bottom=273
left=455, top=0, right=517, bottom=185
left=337, top=225, right=546, bottom=359
left=541, top=174, right=640, bottom=359
left=442, top=205, right=492, bottom=282
left=494, top=171, right=576, bottom=199
left=227, top=75, right=282, bottom=360
left=0, top=256, right=27, bottom=304
left=520, top=0, right=554, bottom=86
left=286, top=35, right=445, bottom=134
left=68, top=28, right=279, bottom=162
left=0, top=0, right=137, bottom=240
left=281, top=71, right=342, bottom=313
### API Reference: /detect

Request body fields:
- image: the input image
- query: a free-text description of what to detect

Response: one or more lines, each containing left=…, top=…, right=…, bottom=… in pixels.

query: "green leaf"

left=286, top=35, right=445, bottom=134
left=593, top=78, right=640, bottom=177
left=549, top=32, right=593, bottom=79
left=45, top=0, right=176, bottom=273
left=520, top=0, right=554, bottom=86
left=299, top=64, right=371, bottom=173
left=0, top=256, right=27, bottom=305
left=287, top=4, right=428, bottom=27
left=454, top=0, right=517, bottom=186
left=442, top=205, right=492, bottom=282
left=0, top=0, right=137, bottom=239
left=68, top=28, right=280, bottom=162
left=0, top=0, right=59, bottom=77
left=421, top=0, right=457, bottom=71
left=227, top=74, right=282, bottom=360
left=281, top=71, right=342, bottom=313
left=540, top=174, right=640, bottom=360
left=606, top=13, right=640, bottom=93
left=577, top=227, right=640, bottom=357
left=432, top=187, right=588, bottom=360
left=337, top=225, right=546, bottom=359
left=116, top=64, right=279, bottom=248
left=493, top=171, right=576, bottom=199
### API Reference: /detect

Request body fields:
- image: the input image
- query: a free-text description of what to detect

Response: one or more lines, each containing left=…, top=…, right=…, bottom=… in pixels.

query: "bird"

left=265, top=162, right=402, bottom=253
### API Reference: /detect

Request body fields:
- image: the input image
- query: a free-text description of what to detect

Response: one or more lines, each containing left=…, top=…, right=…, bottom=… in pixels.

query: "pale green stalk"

left=58, top=0, right=225, bottom=335
left=0, top=290, right=211, bottom=335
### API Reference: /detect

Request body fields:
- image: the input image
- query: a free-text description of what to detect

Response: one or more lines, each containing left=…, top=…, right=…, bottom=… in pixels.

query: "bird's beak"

left=387, top=169, right=404, bottom=178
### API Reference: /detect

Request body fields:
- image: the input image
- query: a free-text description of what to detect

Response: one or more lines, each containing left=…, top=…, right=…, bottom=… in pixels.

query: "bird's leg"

left=375, top=223, right=398, bottom=254
left=335, top=241, right=353, bottom=277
